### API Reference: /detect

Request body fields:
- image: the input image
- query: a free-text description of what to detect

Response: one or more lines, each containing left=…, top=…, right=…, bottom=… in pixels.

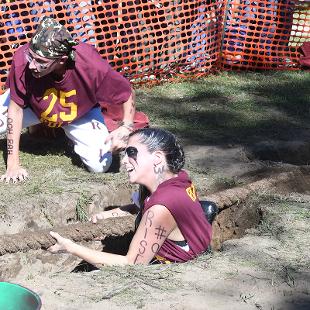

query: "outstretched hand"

left=90, top=211, right=106, bottom=224
left=105, top=126, right=132, bottom=152
left=0, top=166, right=28, bottom=183
left=48, top=231, right=73, bottom=254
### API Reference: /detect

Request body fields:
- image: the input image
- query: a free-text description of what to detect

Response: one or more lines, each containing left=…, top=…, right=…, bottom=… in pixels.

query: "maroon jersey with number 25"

left=6, top=42, right=131, bottom=127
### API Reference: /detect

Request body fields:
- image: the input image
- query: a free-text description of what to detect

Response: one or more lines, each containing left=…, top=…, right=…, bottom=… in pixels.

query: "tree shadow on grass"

left=139, top=71, right=310, bottom=149
left=0, top=131, right=83, bottom=168
left=0, top=132, right=68, bottom=157
left=1, top=72, right=308, bottom=165
left=221, top=244, right=310, bottom=309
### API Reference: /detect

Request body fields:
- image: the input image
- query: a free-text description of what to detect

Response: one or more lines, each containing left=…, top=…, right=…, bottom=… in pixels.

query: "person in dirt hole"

left=0, top=16, right=136, bottom=183
left=49, top=128, right=213, bottom=264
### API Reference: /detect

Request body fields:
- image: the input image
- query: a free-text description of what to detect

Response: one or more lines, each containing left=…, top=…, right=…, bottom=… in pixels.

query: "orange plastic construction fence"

left=0, top=0, right=309, bottom=92
left=221, top=0, right=310, bottom=70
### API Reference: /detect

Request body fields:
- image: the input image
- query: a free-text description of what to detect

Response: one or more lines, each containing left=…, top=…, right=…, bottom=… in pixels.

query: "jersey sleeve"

left=96, top=60, right=132, bottom=105
left=5, top=47, right=28, bottom=108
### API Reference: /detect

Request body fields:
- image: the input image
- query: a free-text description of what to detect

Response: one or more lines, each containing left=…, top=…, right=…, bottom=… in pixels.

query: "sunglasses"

left=24, top=49, right=58, bottom=71
left=124, top=146, right=138, bottom=160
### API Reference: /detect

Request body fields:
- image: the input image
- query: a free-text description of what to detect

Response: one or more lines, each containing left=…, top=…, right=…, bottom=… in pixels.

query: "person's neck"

left=51, top=63, right=67, bottom=81
left=148, top=171, right=178, bottom=194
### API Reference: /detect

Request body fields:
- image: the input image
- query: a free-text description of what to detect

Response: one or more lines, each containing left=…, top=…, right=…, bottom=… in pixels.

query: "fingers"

left=50, top=231, right=60, bottom=240
left=48, top=232, right=59, bottom=253
left=1, top=174, right=28, bottom=183
left=20, top=170, right=29, bottom=180
left=48, top=231, right=68, bottom=254
left=110, top=139, right=126, bottom=153
left=114, top=141, right=127, bottom=152
left=90, top=212, right=105, bottom=224
left=0, top=169, right=29, bottom=184
left=107, top=127, right=131, bottom=153
left=105, top=133, right=112, bottom=144
left=13, top=172, right=28, bottom=183
left=47, top=244, right=59, bottom=253
left=90, top=215, right=98, bottom=224
left=105, top=134, right=113, bottom=151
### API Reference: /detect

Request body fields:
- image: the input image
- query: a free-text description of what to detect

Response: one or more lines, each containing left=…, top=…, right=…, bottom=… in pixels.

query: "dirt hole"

left=211, top=202, right=263, bottom=251
left=1, top=170, right=309, bottom=280
left=249, top=140, right=310, bottom=165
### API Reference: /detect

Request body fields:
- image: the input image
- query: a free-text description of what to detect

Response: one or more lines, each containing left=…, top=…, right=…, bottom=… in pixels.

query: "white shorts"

left=0, top=89, right=112, bottom=173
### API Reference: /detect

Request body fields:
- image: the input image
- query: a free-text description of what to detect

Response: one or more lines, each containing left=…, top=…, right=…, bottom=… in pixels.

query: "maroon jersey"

left=144, top=171, right=212, bottom=262
left=6, top=43, right=131, bottom=127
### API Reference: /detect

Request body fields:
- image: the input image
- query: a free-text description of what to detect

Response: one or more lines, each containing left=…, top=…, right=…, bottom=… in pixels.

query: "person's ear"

left=59, top=55, right=68, bottom=65
left=153, top=150, right=165, bottom=166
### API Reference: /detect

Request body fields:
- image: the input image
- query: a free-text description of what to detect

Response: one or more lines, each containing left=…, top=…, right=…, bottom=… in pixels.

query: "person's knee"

left=0, top=114, right=7, bottom=135
left=0, top=124, right=7, bottom=135
left=0, top=90, right=9, bottom=134
left=84, top=152, right=113, bottom=173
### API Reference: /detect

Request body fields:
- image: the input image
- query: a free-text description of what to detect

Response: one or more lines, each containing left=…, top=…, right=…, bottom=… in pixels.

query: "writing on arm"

left=126, top=205, right=177, bottom=264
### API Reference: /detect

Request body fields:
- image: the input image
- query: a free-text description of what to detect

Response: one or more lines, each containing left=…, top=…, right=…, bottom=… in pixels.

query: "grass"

left=75, top=193, right=93, bottom=222
left=0, top=70, right=309, bottom=223
left=247, top=193, right=310, bottom=272
left=92, top=263, right=183, bottom=307
left=250, top=192, right=310, bottom=238
left=257, top=216, right=286, bottom=239
left=211, top=175, right=244, bottom=191
left=137, top=71, right=310, bottom=145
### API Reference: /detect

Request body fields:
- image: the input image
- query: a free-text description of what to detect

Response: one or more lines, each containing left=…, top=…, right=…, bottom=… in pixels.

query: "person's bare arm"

left=91, top=204, right=139, bottom=223
left=49, top=204, right=176, bottom=266
left=105, top=90, right=136, bottom=152
left=126, top=204, right=176, bottom=264
left=121, top=89, right=136, bottom=128
left=0, top=100, right=28, bottom=183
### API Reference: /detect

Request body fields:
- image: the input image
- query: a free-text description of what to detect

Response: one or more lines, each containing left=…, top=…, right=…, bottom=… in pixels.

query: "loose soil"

left=0, top=135, right=309, bottom=310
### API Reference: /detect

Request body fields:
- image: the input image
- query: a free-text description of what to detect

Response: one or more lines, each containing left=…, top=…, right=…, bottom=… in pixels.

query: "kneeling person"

left=0, top=16, right=135, bottom=183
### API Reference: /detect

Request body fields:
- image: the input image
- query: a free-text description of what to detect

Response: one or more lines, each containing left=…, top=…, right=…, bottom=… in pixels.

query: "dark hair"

left=129, top=128, right=185, bottom=173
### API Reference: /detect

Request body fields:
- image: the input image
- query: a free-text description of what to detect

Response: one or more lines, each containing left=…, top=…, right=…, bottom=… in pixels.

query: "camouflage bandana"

left=30, top=16, right=78, bottom=61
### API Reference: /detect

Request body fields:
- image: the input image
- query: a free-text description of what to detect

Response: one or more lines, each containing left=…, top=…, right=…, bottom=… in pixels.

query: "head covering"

left=30, top=16, right=78, bottom=61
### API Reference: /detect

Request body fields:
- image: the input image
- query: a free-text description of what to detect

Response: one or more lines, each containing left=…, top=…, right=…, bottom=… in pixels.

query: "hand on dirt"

left=48, top=231, right=73, bottom=254
left=90, top=211, right=106, bottom=224
left=0, top=166, right=28, bottom=183
left=105, top=126, right=131, bottom=152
